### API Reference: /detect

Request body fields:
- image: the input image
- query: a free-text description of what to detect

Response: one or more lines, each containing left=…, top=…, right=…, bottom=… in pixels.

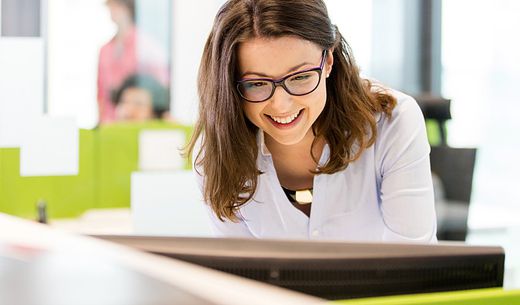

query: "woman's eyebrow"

left=241, top=62, right=313, bottom=78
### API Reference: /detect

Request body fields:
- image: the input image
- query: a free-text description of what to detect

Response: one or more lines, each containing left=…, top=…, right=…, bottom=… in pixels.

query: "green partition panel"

left=96, top=124, right=140, bottom=209
left=0, top=129, right=96, bottom=219
left=96, top=121, right=193, bottom=209
left=0, top=122, right=192, bottom=219
left=334, top=288, right=520, bottom=305
left=50, top=129, right=97, bottom=218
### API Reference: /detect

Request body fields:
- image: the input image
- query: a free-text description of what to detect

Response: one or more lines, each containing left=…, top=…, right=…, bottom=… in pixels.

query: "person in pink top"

left=97, top=0, right=169, bottom=124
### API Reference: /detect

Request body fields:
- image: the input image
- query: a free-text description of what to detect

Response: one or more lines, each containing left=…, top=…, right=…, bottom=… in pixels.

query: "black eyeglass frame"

left=236, top=50, right=328, bottom=103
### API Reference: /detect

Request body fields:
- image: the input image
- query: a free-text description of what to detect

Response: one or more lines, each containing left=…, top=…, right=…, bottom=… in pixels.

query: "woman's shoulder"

left=369, top=83, right=427, bottom=150
left=370, top=83, right=423, bottom=128
left=370, top=83, right=431, bottom=177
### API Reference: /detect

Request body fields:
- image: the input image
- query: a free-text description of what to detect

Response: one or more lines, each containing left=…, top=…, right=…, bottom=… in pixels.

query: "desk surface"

left=0, top=245, right=210, bottom=305
left=0, top=213, right=324, bottom=305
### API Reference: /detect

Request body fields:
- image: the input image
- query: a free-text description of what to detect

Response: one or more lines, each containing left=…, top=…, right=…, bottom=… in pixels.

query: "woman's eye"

left=245, top=81, right=268, bottom=89
left=290, top=73, right=312, bottom=81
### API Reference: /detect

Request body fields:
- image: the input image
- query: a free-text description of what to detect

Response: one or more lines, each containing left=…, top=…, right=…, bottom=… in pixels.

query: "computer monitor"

left=94, top=235, right=504, bottom=300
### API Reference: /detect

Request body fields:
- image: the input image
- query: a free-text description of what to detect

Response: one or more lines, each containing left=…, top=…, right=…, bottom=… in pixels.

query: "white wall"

left=46, top=0, right=113, bottom=129
left=170, top=0, right=225, bottom=125
left=325, top=0, right=372, bottom=76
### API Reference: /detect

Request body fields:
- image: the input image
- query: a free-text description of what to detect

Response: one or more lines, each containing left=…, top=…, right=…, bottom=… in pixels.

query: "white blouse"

left=197, top=89, right=437, bottom=243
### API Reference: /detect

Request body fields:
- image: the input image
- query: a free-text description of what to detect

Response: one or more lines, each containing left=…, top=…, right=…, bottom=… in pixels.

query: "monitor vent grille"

left=156, top=253, right=503, bottom=300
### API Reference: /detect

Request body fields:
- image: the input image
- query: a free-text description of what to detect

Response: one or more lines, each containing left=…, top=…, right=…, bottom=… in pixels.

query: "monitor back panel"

left=95, top=236, right=505, bottom=300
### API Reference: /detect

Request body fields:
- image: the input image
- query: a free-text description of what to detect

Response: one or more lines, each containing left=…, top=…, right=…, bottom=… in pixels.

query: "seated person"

left=112, top=74, right=170, bottom=122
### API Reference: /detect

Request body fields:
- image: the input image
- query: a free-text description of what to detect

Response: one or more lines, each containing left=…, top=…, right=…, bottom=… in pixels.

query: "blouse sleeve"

left=375, top=93, right=437, bottom=243
left=192, top=141, right=254, bottom=238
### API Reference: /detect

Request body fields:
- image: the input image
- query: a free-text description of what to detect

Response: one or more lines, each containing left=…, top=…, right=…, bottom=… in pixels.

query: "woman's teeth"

left=270, top=111, right=300, bottom=124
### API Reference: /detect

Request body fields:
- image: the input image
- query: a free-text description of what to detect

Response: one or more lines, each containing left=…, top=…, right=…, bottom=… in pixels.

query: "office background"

left=1, top=0, right=520, bottom=288
left=2, top=0, right=518, bottom=230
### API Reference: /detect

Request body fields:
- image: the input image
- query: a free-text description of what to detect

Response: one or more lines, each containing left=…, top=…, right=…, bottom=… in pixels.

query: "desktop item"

left=138, top=130, right=186, bottom=171
left=131, top=170, right=213, bottom=236
left=95, top=235, right=505, bottom=300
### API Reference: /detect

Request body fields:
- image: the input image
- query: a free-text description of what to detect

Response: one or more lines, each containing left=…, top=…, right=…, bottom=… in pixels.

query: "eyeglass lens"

left=238, top=69, right=321, bottom=102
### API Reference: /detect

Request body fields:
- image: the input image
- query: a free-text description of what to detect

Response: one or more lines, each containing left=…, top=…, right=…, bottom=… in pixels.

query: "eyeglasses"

left=236, top=50, right=327, bottom=103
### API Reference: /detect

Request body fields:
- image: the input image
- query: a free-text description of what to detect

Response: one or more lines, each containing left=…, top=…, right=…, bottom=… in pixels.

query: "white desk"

left=0, top=213, right=324, bottom=305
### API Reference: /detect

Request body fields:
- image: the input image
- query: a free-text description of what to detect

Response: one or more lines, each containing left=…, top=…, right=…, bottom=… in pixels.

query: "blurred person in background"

left=97, top=0, right=169, bottom=124
left=112, top=74, right=170, bottom=122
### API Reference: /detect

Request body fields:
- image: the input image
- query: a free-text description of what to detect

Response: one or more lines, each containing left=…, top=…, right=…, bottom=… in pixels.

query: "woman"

left=186, top=0, right=437, bottom=242
left=112, top=74, right=170, bottom=122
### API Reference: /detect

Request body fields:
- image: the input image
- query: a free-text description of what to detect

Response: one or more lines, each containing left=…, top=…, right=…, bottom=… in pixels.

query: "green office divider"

left=0, top=122, right=192, bottom=219
left=97, top=121, right=193, bottom=209
left=96, top=124, right=140, bottom=209
left=50, top=129, right=97, bottom=218
left=334, top=288, right=520, bottom=305
left=0, top=129, right=95, bottom=219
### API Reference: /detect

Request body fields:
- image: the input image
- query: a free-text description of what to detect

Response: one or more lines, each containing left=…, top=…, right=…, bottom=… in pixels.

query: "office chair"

left=430, top=146, right=477, bottom=241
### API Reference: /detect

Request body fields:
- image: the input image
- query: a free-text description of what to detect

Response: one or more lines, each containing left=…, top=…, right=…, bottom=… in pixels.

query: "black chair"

left=430, top=146, right=477, bottom=241
left=414, top=94, right=451, bottom=146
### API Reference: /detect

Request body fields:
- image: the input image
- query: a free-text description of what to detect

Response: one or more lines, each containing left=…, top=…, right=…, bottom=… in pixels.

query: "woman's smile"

left=265, top=109, right=304, bottom=129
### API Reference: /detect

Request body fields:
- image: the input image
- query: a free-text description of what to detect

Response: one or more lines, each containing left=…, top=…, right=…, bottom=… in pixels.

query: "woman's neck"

left=265, top=129, right=316, bottom=157
left=115, top=21, right=134, bottom=40
left=265, top=129, right=325, bottom=190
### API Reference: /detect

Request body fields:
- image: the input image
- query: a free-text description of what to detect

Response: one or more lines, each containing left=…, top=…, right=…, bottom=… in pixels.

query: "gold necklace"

left=282, top=187, right=313, bottom=205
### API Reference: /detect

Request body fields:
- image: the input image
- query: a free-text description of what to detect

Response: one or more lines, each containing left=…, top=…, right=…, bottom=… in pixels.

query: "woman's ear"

left=326, top=49, right=334, bottom=78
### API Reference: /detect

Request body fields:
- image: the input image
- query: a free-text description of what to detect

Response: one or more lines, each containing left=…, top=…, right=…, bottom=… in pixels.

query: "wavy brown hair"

left=185, top=0, right=396, bottom=221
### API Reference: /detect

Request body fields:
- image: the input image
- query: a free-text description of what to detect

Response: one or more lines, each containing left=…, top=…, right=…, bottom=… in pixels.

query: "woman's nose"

left=269, top=85, right=293, bottom=112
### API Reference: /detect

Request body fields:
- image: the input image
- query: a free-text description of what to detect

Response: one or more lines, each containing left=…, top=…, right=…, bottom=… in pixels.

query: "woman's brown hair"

left=185, top=0, right=396, bottom=221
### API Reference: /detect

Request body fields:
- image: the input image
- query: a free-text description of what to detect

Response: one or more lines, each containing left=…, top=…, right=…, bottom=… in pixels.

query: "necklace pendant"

left=295, top=189, right=313, bottom=205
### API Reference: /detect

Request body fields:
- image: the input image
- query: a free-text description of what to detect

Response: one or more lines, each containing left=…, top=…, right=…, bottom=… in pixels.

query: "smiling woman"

left=186, top=0, right=436, bottom=243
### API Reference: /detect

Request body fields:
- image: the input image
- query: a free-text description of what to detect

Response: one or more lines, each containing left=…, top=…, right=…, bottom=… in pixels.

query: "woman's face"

left=105, top=0, right=132, bottom=26
left=115, top=87, right=154, bottom=121
left=237, top=36, right=333, bottom=146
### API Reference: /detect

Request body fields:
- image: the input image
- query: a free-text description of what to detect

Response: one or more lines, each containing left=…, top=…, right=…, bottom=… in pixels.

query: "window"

left=442, top=0, right=520, bottom=226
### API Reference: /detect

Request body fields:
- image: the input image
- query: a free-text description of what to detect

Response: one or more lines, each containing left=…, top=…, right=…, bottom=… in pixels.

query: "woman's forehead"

left=237, top=36, right=322, bottom=78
